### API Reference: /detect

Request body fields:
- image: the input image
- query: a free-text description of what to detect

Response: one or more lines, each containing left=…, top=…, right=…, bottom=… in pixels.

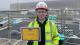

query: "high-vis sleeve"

left=28, top=22, right=32, bottom=27
left=26, top=22, right=32, bottom=45
left=52, top=22, right=60, bottom=45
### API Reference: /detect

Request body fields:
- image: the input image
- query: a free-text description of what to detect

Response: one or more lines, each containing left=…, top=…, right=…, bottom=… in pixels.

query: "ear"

left=46, top=12, right=48, bottom=17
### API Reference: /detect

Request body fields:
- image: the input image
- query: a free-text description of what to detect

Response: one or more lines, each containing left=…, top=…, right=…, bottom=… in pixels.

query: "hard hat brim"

left=35, top=8, right=48, bottom=11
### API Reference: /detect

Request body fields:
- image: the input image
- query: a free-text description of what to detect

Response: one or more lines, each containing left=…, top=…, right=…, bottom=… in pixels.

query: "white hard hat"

left=35, top=2, right=48, bottom=10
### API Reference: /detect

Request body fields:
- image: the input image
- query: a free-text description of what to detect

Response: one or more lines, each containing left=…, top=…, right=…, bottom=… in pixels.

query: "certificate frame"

left=20, top=27, right=41, bottom=41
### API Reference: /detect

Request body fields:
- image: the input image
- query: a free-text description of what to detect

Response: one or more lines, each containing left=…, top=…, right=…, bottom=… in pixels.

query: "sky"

left=0, top=0, right=35, bottom=10
left=0, top=0, right=53, bottom=10
left=1, top=0, right=76, bottom=10
left=0, top=0, right=10, bottom=10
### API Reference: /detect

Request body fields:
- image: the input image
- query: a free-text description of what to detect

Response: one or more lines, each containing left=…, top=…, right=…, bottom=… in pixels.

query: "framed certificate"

left=20, top=27, right=41, bottom=41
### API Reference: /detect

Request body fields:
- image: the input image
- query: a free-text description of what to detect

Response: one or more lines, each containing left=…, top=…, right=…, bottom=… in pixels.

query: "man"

left=27, top=2, right=60, bottom=45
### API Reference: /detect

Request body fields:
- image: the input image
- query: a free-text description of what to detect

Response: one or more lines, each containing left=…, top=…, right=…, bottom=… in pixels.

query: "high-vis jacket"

left=26, top=19, right=60, bottom=45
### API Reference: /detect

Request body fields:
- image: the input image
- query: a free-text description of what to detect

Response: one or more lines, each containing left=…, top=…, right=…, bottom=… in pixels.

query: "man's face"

left=36, top=9, right=48, bottom=20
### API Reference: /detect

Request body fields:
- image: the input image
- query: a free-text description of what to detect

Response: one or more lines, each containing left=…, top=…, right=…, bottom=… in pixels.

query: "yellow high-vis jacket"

left=26, top=19, right=60, bottom=45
